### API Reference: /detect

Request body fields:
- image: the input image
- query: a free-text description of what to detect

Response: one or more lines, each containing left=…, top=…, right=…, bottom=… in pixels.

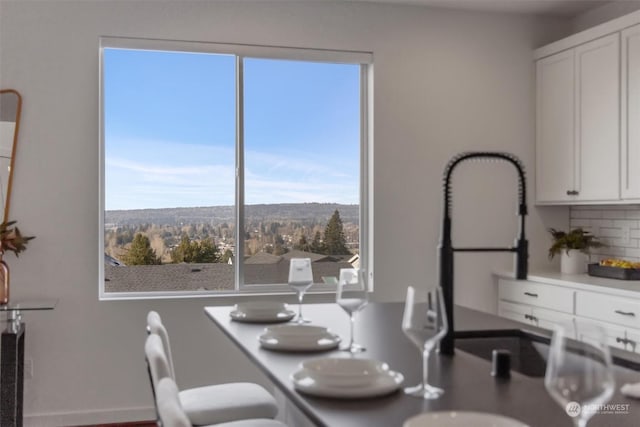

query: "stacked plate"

left=291, top=357, right=404, bottom=398
left=230, top=301, right=295, bottom=323
left=259, top=325, right=340, bottom=352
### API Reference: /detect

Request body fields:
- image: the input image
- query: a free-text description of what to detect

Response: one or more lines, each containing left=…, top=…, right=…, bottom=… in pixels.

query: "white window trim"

left=100, top=36, right=373, bottom=65
left=98, top=36, right=374, bottom=300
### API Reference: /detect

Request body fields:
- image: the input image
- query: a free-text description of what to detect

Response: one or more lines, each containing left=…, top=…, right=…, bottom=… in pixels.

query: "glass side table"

left=1, top=299, right=57, bottom=427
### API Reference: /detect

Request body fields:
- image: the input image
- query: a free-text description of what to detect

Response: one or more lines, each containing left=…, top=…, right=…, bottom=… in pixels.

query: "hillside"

left=105, top=203, right=359, bottom=226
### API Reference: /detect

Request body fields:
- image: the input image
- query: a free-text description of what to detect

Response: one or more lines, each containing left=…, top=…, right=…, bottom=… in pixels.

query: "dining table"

left=204, top=302, right=640, bottom=427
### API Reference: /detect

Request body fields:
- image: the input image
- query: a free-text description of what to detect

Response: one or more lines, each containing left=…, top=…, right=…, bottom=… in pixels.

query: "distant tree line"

left=111, top=209, right=355, bottom=266
left=121, top=234, right=223, bottom=266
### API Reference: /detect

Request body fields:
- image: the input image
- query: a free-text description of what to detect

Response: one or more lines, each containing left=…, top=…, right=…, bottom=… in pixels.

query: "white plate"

left=230, top=309, right=295, bottom=323
left=265, top=324, right=328, bottom=337
left=236, top=301, right=288, bottom=314
left=230, top=301, right=295, bottom=323
left=301, top=358, right=390, bottom=387
left=291, top=367, right=403, bottom=399
left=403, top=412, right=530, bottom=427
left=259, top=325, right=340, bottom=352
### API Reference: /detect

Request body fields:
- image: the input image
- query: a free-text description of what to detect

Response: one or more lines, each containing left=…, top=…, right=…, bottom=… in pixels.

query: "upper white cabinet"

left=536, top=50, right=575, bottom=202
left=576, top=35, right=620, bottom=201
left=534, top=10, right=640, bottom=204
left=622, top=24, right=640, bottom=199
left=536, top=34, right=620, bottom=203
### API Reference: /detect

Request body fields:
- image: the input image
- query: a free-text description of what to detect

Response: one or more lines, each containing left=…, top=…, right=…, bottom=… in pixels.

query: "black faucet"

left=438, top=151, right=528, bottom=355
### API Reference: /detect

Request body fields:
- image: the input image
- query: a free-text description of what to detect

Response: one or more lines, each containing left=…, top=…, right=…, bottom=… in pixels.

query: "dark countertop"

left=204, top=303, right=640, bottom=427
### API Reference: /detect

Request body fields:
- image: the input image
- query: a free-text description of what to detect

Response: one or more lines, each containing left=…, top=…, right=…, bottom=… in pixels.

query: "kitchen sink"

left=454, top=330, right=549, bottom=377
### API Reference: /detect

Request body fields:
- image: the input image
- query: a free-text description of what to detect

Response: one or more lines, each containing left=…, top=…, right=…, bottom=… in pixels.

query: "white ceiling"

left=345, top=0, right=614, bottom=17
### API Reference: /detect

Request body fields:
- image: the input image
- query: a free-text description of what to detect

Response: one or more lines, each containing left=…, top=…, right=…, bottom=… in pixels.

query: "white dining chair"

left=156, top=376, right=287, bottom=427
left=145, top=312, right=279, bottom=425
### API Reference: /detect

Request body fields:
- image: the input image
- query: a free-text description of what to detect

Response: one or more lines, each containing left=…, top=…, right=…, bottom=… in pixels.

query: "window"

left=99, top=37, right=372, bottom=298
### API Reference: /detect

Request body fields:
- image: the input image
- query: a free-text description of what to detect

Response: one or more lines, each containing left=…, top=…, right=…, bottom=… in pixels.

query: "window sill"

left=98, top=285, right=344, bottom=302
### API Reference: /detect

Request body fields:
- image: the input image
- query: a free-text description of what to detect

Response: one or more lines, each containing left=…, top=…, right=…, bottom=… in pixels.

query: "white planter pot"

left=560, top=250, right=589, bottom=274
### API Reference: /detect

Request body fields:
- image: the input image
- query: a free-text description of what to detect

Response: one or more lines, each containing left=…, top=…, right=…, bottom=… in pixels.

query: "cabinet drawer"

left=576, top=291, right=640, bottom=329
left=498, top=301, right=531, bottom=324
left=499, top=279, right=574, bottom=313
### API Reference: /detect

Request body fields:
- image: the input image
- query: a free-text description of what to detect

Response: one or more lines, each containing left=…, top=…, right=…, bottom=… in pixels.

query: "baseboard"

left=24, top=406, right=155, bottom=426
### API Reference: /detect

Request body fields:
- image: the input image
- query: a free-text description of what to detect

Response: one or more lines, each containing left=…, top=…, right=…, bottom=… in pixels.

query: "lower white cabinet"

left=498, top=300, right=532, bottom=324
left=499, top=279, right=573, bottom=312
left=498, top=300, right=574, bottom=329
left=624, top=328, right=640, bottom=353
left=575, top=290, right=640, bottom=329
left=535, top=306, right=575, bottom=330
left=575, top=289, right=640, bottom=352
left=497, top=277, right=640, bottom=354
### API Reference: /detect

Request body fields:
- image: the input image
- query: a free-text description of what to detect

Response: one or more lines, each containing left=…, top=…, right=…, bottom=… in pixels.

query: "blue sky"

left=104, top=48, right=360, bottom=211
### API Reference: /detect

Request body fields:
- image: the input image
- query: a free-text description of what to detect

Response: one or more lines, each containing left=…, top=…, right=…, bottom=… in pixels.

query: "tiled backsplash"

left=570, top=205, right=640, bottom=262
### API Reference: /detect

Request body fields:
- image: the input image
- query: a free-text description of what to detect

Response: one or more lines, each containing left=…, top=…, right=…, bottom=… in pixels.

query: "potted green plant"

left=0, top=220, right=34, bottom=304
left=548, top=228, right=603, bottom=274
left=0, top=220, right=33, bottom=256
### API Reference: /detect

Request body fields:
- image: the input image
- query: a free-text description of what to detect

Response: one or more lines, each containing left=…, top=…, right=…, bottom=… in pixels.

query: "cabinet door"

left=586, top=320, right=626, bottom=349
left=536, top=49, right=575, bottom=202
left=575, top=34, right=620, bottom=201
left=577, top=317, right=629, bottom=350
left=622, top=24, right=640, bottom=199
left=624, top=328, right=640, bottom=353
left=531, top=306, right=573, bottom=330
left=498, top=300, right=532, bottom=325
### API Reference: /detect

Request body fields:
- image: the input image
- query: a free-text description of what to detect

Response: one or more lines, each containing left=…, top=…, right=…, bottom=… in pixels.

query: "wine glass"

left=402, top=286, right=448, bottom=399
left=288, top=258, right=314, bottom=324
left=544, top=320, right=615, bottom=427
left=336, top=268, right=369, bottom=353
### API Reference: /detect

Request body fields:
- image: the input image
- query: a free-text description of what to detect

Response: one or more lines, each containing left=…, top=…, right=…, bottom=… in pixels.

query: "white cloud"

left=105, top=138, right=358, bottom=209
left=245, top=149, right=354, bottom=180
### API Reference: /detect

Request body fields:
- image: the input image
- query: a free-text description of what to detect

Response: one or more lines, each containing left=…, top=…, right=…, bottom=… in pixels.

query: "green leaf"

left=547, top=227, right=604, bottom=260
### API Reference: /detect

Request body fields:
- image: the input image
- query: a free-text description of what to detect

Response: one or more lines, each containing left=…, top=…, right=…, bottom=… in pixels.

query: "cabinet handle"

left=616, top=337, right=627, bottom=344
left=614, top=310, right=636, bottom=317
left=524, top=292, right=538, bottom=298
left=566, top=190, right=579, bottom=196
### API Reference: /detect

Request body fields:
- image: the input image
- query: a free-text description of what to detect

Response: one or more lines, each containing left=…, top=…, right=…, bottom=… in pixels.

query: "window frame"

left=98, top=36, right=373, bottom=300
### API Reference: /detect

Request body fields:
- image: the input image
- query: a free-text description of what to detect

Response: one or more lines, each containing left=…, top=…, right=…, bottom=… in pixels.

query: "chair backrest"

left=147, top=310, right=176, bottom=380
left=156, top=377, right=192, bottom=427
left=145, top=333, right=173, bottom=397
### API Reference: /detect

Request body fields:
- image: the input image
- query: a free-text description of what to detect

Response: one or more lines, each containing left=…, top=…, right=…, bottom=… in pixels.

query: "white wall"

left=572, top=0, right=640, bottom=32
left=0, top=0, right=569, bottom=424
left=570, top=205, right=640, bottom=262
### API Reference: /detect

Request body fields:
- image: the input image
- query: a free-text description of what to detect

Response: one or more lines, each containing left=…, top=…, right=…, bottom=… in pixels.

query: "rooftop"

left=104, top=251, right=355, bottom=292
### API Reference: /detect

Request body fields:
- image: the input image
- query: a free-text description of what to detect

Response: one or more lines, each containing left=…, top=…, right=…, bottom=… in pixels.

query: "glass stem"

left=422, top=348, right=431, bottom=389
left=349, top=313, right=356, bottom=349
left=297, top=291, right=303, bottom=319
